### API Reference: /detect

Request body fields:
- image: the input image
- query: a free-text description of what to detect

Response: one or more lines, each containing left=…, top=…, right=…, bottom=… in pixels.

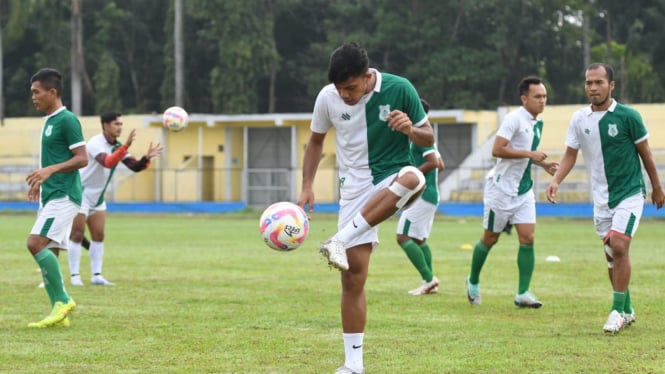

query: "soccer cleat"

left=70, top=274, right=84, bottom=286
left=514, top=291, right=543, bottom=308
left=408, top=276, right=440, bottom=295
left=466, top=276, right=481, bottom=305
left=623, top=309, right=636, bottom=326
left=37, top=281, right=45, bottom=289
left=334, top=366, right=365, bottom=374
left=91, top=275, right=115, bottom=286
left=320, top=239, right=349, bottom=271
left=28, top=298, right=76, bottom=328
left=603, top=310, right=625, bottom=333
left=53, top=316, right=70, bottom=328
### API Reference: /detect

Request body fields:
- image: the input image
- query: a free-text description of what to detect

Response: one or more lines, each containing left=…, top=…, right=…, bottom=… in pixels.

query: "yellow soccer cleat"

left=27, top=298, right=76, bottom=328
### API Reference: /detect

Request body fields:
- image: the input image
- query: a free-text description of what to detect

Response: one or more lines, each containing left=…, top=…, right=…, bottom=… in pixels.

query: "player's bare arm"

left=418, top=152, right=440, bottom=175
left=492, top=136, right=547, bottom=162
left=635, top=139, right=665, bottom=209
left=26, top=145, right=88, bottom=202
left=546, top=147, right=578, bottom=204
left=298, top=132, right=326, bottom=213
left=387, top=110, right=434, bottom=147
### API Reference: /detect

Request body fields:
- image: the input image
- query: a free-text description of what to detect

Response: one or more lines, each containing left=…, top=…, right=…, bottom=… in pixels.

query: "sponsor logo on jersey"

left=341, top=113, right=351, bottom=121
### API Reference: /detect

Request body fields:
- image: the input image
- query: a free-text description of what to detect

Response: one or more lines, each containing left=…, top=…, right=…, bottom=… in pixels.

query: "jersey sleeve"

left=401, top=79, right=427, bottom=128
left=628, top=109, right=648, bottom=144
left=310, top=86, right=334, bottom=134
left=496, top=112, right=519, bottom=141
left=565, top=111, right=582, bottom=150
left=64, top=116, right=86, bottom=150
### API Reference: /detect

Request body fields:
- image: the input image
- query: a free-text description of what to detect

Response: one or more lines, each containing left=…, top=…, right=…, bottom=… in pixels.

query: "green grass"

left=1, top=212, right=664, bottom=373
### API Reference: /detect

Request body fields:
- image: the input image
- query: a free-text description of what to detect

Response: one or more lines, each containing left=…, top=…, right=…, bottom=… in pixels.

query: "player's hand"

left=530, top=151, right=547, bottom=163
left=26, top=183, right=40, bottom=202
left=543, top=161, right=559, bottom=176
left=546, top=182, right=559, bottom=204
left=124, top=129, right=137, bottom=148
left=297, top=189, right=315, bottom=219
left=145, top=142, right=163, bottom=159
left=652, top=186, right=664, bottom=209
left=386, top=110, right=412, bottom=136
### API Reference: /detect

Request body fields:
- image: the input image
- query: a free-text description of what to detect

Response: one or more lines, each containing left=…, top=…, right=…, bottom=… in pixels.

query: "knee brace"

left=388, top=166, right=426, bottom=209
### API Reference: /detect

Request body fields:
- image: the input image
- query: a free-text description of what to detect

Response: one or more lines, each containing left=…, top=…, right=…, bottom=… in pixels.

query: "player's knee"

left=388, top=166, right=425, bottom=209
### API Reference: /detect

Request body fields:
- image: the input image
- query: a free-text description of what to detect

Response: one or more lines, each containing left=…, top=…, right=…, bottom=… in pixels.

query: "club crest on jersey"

left=379, top=105, right=391, bottom=121
left=44, top=125, right=53, bottom=137
left=608, top=124, right=618, bottom=137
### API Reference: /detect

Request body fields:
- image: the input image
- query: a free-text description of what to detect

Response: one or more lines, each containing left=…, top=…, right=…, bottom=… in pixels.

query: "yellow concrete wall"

left=2, top=103, right=664, bottom=202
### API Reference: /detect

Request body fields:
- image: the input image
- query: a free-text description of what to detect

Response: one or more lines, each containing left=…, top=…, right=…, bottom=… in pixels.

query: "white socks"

left=68, top=241, right=82, bottom=276
left=89, top=241, right=104, bottom=275
left=334, top=213, right=371, bottom=244
left=343, top=333, right=364, bottom=372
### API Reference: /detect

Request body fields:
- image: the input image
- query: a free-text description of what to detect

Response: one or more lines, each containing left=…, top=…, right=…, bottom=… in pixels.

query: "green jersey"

left=39, top=107, right=86, bottom=206
left=566, top=100, right=647, bottom=209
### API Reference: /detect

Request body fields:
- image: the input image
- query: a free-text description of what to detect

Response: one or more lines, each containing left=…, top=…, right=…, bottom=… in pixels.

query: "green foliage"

left=1, top=213, right=664, bottom=372
left=2, top=0, right=665, bottom=115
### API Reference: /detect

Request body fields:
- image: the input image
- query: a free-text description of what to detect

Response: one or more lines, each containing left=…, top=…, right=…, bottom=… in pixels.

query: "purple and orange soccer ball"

left=259, top=201, right=309, bottom=251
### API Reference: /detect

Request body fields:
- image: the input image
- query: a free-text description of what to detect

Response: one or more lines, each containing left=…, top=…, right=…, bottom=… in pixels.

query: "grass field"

left=1, top=211, right=664, bottom=373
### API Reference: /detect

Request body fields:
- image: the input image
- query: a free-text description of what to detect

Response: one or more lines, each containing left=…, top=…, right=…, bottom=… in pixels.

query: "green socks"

left=34, top=249, right=69, bottom=305
left=517, top=244, right=535, bottom=294
left=399, top=239, right=433, bottom=282
left=624, top=288, right=633, bottom=314
left=612, top=290, right=627, bottom=313
left=469, top=240, right=490, bottom=285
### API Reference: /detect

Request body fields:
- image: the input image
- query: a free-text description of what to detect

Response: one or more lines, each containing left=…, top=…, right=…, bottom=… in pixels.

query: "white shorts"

left=338, top=173, right=397, bottom=249
left=30, top=197, right=80, bottom=249
left=594, top=193, right=644, bottom=240
left=396, top=198, right=437, bottom=240
left=80, top=192, right=106, bottom=217
left=483, top=182, right=535, bottom=233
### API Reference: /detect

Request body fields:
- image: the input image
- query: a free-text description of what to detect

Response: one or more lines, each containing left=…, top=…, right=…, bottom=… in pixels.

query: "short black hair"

left=420, top=98, right=430, bottom=114
left=30, top=68, right=63, bottom=96
left=518, top=76, right=542, bottom=97
left=586, top=63, right=614, bottom=82
left=101, top=111, right=122, bottom=127
left=327, top=42, right=369, bottom=84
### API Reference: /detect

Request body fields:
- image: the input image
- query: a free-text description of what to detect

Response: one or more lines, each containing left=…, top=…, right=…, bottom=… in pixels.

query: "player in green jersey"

left=396, top=99, right=445, bottom=296
left=26, top=68, right=88, bottom=328
left=298, top=42, right=434, bottom=374
left=547, top=63, right=664, bottom=333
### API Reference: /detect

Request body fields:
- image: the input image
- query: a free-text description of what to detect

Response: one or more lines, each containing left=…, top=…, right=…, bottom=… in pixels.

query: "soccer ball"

left=163, top=106, right=189, bottom=131
left=259, top=201, right=309, bottom=251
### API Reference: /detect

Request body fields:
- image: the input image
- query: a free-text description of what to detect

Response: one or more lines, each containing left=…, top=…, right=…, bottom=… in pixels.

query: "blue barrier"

left=1, top=201, right=662, bottom=217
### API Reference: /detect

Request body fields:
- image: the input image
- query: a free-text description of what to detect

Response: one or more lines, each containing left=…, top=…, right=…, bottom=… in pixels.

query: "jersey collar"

left=370, top=68, right=382, bottom=93
left=583, top=98, right=616, bottom=115
left=518, top=106, right=540, bottom=122
left=45, top=106, right=66, bottom=119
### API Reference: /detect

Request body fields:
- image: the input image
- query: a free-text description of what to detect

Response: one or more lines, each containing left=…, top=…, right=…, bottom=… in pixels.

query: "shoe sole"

left=319, top=248, right=348, bottom=271
left=514, top=301, right=543, bottom=309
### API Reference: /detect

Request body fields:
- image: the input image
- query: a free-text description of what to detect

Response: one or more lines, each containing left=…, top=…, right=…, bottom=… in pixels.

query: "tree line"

left=1, top=0, right=664, bottom=118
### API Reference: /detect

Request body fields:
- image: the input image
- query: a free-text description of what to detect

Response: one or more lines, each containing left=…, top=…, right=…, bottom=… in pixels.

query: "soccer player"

left=298, top=42, right=434, bottom=374
left=26, top=68, right=87, bottom=328
left=68, top=112, right=162, bottom=286
left=465, top=76, right=558, bottom=308
left=396, top=98, right=445, bottom=295
left=546, top=63, right=664, bottom=333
